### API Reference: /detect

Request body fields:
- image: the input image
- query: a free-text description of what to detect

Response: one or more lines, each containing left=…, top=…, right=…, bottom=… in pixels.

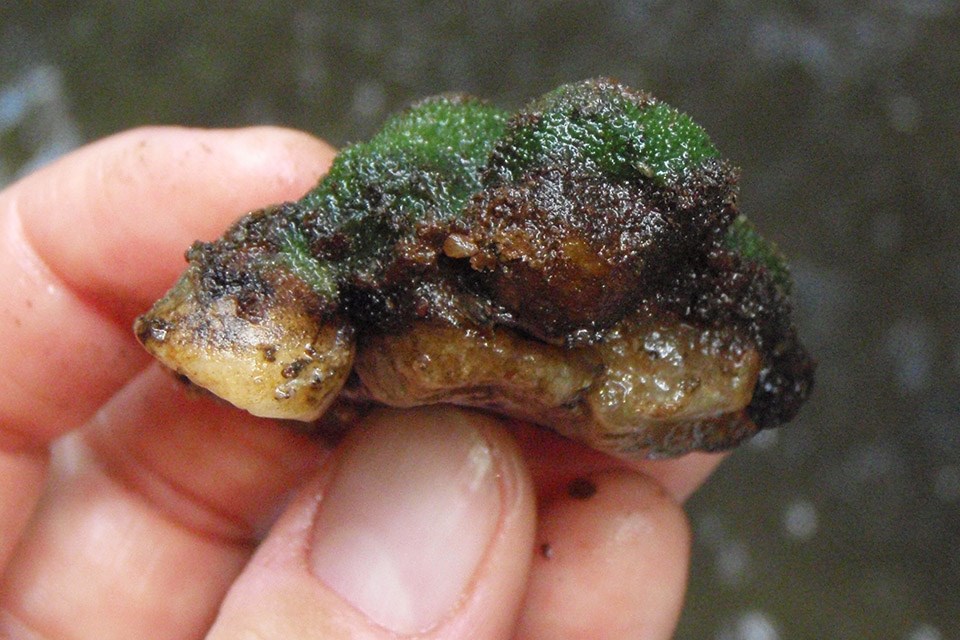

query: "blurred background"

left=2, top=1, right=958, bottom=637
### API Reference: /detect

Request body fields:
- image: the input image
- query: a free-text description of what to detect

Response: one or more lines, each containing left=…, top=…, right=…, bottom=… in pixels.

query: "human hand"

left=0, top=127, right=723, bottom=639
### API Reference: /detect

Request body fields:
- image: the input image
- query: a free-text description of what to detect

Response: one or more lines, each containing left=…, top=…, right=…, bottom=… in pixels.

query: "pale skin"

left=0, top=126, right=725, bottom=639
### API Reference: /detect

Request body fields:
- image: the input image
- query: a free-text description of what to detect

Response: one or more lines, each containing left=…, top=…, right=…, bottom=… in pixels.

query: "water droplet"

left=885, top=95, right=921, bottom=133
left=883, top=317, right=934, bottom=393
left=351, top=80, right=386, bottom=120
left=0, top=65, right=82, bottom=185
left=718, top=610, right=782, bottom=640
left=906, top=623, right=943, bottom=640
left=716, top=539, right=750, bottom=587
left=748, top=429, right=779, bottom=451
left=842, top=442, right=900, bottom=485
left=783, top=498, right=818, bottom=540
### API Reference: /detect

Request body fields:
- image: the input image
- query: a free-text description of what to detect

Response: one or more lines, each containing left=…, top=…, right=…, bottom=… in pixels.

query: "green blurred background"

left=3, top=2, right=958, bottom=637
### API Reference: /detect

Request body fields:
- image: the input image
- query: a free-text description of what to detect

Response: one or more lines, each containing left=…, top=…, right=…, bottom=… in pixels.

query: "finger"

left=0, top=448, right=46, bottom=574
left=0, top=366, right=328, bottom=640
left=11, top=125, right=336, bottom=324
left=0, top=125, right=334, bottom=569
left=638, top=450, right=727, bottom=501
left=514, top=470, right=691, bottom=640
left=0, top=125, right=335, bottom=440
left=0, top=125, right=336, bottom=635
left=512, top=420, right=726, bottom=502
left=207, top=407, right=537, bottom=640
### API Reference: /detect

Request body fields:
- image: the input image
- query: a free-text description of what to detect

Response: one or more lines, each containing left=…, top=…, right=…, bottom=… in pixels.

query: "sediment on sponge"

left=136, top=77, right=815, bottom=457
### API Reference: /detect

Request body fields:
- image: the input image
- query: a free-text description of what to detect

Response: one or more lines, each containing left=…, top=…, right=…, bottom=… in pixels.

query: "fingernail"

left=309, top=408, right=502, bottom=634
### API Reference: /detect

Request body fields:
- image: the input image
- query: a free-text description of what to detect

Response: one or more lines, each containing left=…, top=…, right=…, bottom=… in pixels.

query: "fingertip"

left=516, top=469, right=690, bottom=640
left=637, top=451, right=728, bottom=502
left=228, top=125, right=338, bottom=187
left=209, top=407, right=536, bottom=639
left=0, top=124, right=338, bottom=440
left=8, top=125, right=337, bottom=320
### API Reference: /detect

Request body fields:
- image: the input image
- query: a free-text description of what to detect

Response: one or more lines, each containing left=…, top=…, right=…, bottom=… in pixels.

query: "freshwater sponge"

left=136, top=78, right=814, bottom=458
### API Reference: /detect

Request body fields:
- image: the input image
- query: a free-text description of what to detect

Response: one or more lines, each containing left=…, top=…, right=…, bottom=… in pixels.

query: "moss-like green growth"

left=723, top=215, right=793, bottom=295
left=278, top=80, right=729, bottom=308
left=302, top=95, right=508, bottom=220
left=487, top=79, right=718, bottom=184
left=634, top=102, right=720, bottom=179
left=191, top=78, right=791, bottom=339
left=276, top=224, right=338, bottom=298
left=298, top=96, right=509, bottom=275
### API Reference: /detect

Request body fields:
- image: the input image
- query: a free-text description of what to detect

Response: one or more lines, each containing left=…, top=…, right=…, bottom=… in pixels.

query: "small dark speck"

left=141, top=318, right=172, bottom=343
left=540, top=542, right=553, bottom=559
left=262, top=345, right=278, bottom=362
left=282, top=359, right=307, bottom=379
left=415, top=298, right=430, bottom=317
left=568, top=477, right=598, bottom=500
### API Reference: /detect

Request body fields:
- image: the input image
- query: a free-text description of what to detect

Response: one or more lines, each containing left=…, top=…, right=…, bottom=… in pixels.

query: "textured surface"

left=135, top=79, right=813, bottom=456
left=3, top=2, right=958, bottom=637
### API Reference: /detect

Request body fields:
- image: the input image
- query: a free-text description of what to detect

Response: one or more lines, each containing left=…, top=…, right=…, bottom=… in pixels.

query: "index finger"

left=0, top=126, right=335, bottom=442
left=0, top=127, right=334, bottom=570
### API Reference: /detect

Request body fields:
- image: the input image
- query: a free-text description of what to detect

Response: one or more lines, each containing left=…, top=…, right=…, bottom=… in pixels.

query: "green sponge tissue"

left=135, top=78, right=814, bottom=459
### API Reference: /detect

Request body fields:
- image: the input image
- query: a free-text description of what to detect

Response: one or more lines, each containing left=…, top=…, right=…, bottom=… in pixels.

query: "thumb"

left=207, top=407, right=536, bottom=639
